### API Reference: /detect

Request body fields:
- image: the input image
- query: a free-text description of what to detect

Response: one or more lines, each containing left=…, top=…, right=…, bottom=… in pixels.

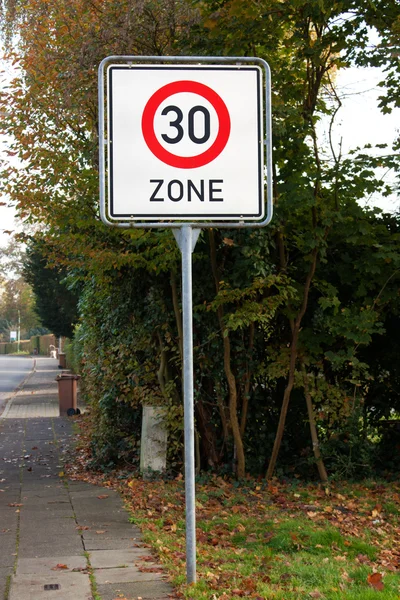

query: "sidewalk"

left=0, top=358, right=174, bottom=600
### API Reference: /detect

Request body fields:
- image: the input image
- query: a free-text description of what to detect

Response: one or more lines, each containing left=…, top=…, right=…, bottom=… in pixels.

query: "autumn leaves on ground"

left=66, top=416, right=400, bottom=600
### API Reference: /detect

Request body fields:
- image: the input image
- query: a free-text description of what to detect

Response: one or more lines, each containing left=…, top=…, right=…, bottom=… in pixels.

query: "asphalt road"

left=0, top=355, right=34, bottom=412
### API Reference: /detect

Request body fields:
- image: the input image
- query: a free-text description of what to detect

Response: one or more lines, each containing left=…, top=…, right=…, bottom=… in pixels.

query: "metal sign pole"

left=173, top=225, right=200, bottom=584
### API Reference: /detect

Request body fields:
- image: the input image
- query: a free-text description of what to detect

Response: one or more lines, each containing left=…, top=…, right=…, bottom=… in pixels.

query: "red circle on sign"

left=142, top=80, right=231, bottom=169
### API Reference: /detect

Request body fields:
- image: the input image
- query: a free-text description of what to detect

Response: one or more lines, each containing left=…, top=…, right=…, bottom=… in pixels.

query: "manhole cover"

left=44, top=584, right=60, bottom=590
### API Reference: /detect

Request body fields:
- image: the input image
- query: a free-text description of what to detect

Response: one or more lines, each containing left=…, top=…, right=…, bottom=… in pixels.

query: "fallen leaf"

left=51, top=563, right=68, bottom=570
left=367, top=572, right=384, bottom=591
left=138, top=566, right=163, bottom=573
left=97, top=494, right=109, bottom=500
left=357, top=554, right=370, bottom=564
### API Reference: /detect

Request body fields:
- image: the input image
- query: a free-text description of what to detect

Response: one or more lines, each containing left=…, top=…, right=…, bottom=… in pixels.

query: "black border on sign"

left=108, top=65, right=263, bottom=221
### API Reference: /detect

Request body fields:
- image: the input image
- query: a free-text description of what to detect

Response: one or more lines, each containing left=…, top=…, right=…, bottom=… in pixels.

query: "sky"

left=0, top=62, right=399, bottom=248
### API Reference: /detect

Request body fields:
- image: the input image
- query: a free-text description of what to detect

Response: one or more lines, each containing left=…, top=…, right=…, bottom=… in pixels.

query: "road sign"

left=107, top=65, right=264, bottom=221
left=99, top=56, right=273, bottom=585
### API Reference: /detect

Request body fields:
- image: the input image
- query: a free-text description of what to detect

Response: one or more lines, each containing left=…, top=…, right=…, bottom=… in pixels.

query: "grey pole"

left=175, top=225, right=199, bottom=584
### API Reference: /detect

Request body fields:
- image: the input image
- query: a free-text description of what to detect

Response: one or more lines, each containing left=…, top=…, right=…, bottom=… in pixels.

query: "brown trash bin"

left=56, top=374, right=80, bottom=416
left=58, top=352, right=67, bottom=369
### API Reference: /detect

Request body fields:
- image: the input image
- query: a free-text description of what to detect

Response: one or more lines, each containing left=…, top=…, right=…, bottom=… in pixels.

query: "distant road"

left=0, top=356, right=34, bottom=413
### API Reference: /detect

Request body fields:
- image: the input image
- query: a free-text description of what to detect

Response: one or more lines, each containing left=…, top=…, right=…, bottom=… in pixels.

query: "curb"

left=0, top=358, right=37, bottom=419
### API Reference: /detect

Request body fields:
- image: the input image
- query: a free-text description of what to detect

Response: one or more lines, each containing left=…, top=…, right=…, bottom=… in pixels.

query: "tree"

left=0, top=240, right=42, bottom=340
left=23, top=238, right=79, bottom=338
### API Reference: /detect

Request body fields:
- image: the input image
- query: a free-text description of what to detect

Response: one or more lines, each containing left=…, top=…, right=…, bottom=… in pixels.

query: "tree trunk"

left=266, top=248, right=318, bottom=480
left=301, top=363, right=328, bottom=484
left=170, top=270, right=183, bottom=360
left=156, top=332, right=168, bottom=399
left=216, top=382, right=229, bottom=440
left=195, top=396, right=220, bottom=469
left=209, top=230, right=246, bottom=478
left=240, top=323, right=254, bottom=437
left=265, top=326, right=299, bottom=480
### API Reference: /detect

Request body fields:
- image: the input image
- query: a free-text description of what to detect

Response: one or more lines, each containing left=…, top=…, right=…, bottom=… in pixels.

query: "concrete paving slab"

left=97, top=579, right=173, bottom=599
left=9, top=572, right=92, bottom=600
left=72, top=495, right=124, bottom=507
left=19, top=512, right=73, bottom=525
left=70, top=489, right=120, bottom=500
left=16, top=555, right=87, bottom=574
left=3, top=404, right=59, bottom=418
left=18, top=521, right=78, bottom=539
left=95, top=566, right=166, bottom=584
left=83, top=537, right=141, bottom=551
left=21, top=492, right=71, bottom=506
left=20, top=506, right=72, bottom=517
left=20, top=499, right=71, bottom=509
left=89, top=548, right=152, bottom=569
left=75, top=513, right=131, bottom=525
left=67, top=481, right=100, bottom=489
left=20, top=495, right=71, bottom=505
left=69, top=483, right=109, bottom=493
left=20, top=481, right=65, bottom=491
left=18, top=523, right=79, bottom=539
left=18, top=538, right=84, bottom=559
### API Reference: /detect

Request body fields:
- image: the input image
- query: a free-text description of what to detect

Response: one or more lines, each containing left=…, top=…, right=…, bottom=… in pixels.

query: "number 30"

left=161, top=105, right=211, bottom=145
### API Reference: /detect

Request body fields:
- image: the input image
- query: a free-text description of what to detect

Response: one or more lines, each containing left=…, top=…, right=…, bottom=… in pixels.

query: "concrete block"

left=140, top=406, right=167, bottom=474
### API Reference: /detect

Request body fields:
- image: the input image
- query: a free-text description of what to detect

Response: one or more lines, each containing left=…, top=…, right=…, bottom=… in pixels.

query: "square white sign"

left=108, top=65, right=264, bottom=221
